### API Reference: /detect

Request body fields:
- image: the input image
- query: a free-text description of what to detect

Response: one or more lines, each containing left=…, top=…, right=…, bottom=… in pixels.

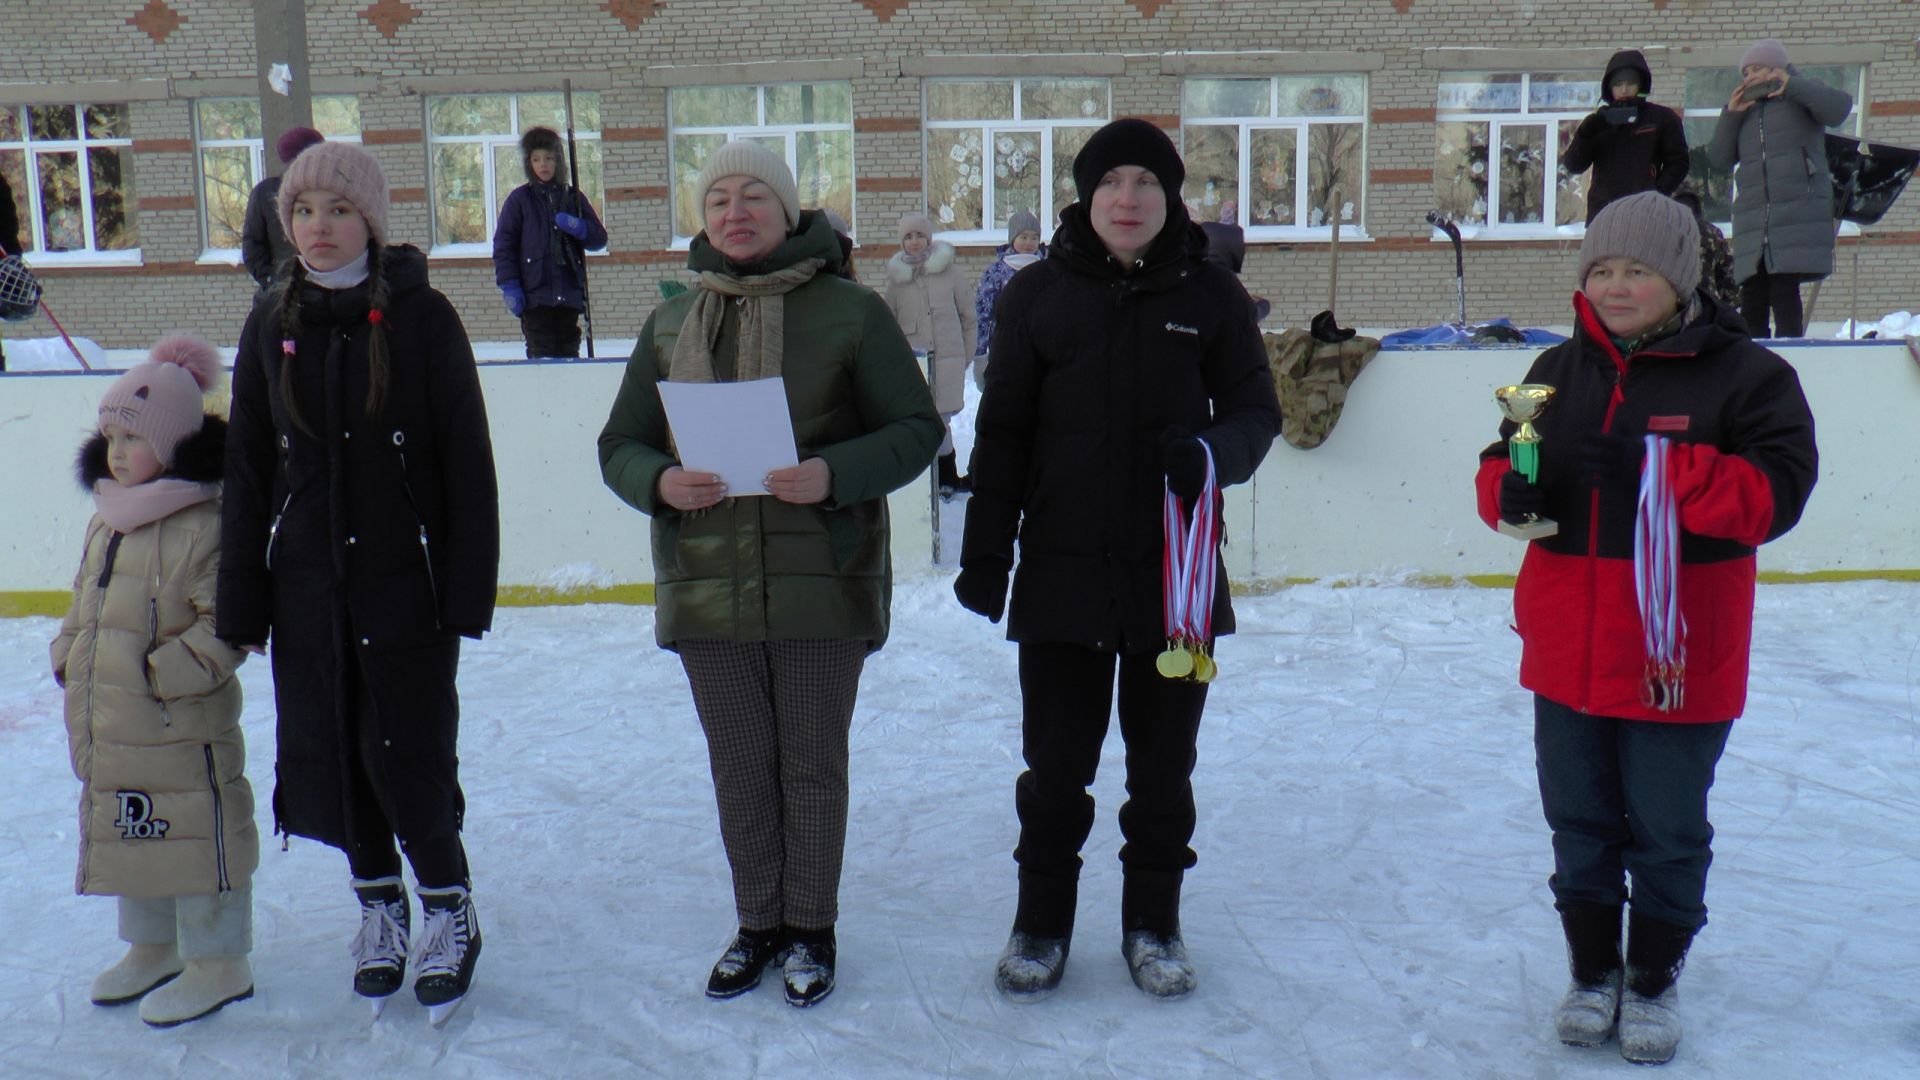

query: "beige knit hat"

left=694, top=141, right=800, bottom=230
left=898, top=212, right=937, bottom=241
left=277, top=141, right=391, bottom=247
left=1577, top=191, right=1700, bottom=299
left=97, top=333, right=219, bottom=467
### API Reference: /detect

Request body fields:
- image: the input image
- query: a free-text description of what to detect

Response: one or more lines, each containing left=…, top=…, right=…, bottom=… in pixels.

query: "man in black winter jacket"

left=1562, top=50, right=1690, bottom=224
left=955, top=118, right=1280, bottom=1003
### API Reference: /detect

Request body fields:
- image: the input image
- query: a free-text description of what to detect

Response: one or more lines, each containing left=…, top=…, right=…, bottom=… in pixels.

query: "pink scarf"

left=92, top=478, right=218, bottom=532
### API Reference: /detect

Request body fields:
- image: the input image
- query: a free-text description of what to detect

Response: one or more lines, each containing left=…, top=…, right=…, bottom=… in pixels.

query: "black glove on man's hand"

left=1161, top=429, right=1209, bottom=501
left=954, top=560, right=1010, bottom=623
left=1498, top=467, right=1548, bottom=524
left=1579, top=431, right=1647, bottom=489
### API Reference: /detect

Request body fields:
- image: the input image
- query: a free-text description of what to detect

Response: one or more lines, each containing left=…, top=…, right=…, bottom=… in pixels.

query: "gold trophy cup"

left=1494, top=383, right=1558, bottom=541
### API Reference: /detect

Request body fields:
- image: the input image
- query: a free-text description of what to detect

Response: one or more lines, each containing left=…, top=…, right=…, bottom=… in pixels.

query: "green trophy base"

left=1498, top=516, right=1559, bottom=541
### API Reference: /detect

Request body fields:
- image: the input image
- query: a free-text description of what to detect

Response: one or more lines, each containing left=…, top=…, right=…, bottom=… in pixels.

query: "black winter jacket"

left=240, top=175, right=294, bottom=290
left=0, top=170, right=22, bottom=255
left=1562, top=50, right=1690, bottom=224
left=218, top=245, right=499, bottom=848
left=961, top=204, right=1280, bottom=652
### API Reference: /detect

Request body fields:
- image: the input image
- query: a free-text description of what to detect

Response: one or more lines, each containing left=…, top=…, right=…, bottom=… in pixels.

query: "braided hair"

left=272, top=240, right=392, bottom=435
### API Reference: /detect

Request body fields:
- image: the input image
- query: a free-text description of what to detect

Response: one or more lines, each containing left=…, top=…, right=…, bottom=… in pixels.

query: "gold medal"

left=1192, top=651, right=1216, bottom=684
left=1156, top=645, right=1194, bottom=679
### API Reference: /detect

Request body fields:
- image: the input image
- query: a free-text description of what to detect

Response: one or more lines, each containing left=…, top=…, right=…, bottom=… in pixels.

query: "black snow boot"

left=350, top=876, right=411, bottom=1005
left=706, top=927, right=787, bottom=999
left=937, top=452, right=970, bottom=499
left=413, top=885, right=482, bottom=1024
left=782, top=925, right=836, bottom=1008
left=995, top=931, right=1071, bottom=1000
left=1554, top=901, right=1624, bottom=1046
left=1619, top=910, right=1696, bottom=1065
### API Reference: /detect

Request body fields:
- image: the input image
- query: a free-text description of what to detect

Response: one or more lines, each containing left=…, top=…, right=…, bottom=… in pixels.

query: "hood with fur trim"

left=520, top=127, right=569, bottom=185
left=77, top=416, right=227, bottom=491
left=885, top=239, right=956, bottom=284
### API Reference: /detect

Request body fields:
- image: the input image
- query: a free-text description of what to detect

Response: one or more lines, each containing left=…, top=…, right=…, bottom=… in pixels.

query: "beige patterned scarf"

left=666, top=259, right=824, bottom=384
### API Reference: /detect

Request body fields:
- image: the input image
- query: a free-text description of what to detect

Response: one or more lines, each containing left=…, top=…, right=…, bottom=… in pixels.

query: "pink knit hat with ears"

left=97, top=334, right=220, bottom=467
left=277, top=140, right=390, bottom=247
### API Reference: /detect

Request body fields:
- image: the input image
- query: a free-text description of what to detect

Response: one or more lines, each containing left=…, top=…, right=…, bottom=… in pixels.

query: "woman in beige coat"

left=52, top=335, right=257, bottom=1028
left=885, top=211, right=978, bottom=497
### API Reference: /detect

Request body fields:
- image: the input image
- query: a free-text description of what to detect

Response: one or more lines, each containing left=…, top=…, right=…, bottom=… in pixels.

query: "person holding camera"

left=1708, top=39, right=1854, bottom=338
left=1562, top=50, right=1690, bottom=225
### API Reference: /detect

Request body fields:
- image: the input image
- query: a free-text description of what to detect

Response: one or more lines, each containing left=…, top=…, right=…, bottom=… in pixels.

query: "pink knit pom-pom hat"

left=97, top=333, right=220, bottom=466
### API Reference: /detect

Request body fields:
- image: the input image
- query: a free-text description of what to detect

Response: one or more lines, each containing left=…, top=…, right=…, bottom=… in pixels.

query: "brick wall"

left=2, top=0, right=1914, bottom=349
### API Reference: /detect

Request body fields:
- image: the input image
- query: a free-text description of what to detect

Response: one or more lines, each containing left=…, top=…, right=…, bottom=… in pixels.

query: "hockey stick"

left=39, top=297, right=91, bottom=370
left=562, top=79, right=596, bottom=359
left=1427, top=211, right=1467, bottom=327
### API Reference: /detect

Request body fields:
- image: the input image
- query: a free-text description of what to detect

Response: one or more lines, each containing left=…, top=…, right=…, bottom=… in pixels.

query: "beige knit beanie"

left=1577, top=191, right=1700, bottom=299
left=694, top=141, right=801, bottom=230
left=277, top=141, right=391, bottom=247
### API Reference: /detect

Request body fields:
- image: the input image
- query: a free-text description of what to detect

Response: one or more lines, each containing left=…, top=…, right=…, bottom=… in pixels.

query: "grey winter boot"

left=995, top=931, right=1070, bottom=1001
left=1554, top=902, right=1624, bottom=1047
left=1122, top=930, right=1197, bottom=1000
left=1618, top=911, right=1695, bottom=1065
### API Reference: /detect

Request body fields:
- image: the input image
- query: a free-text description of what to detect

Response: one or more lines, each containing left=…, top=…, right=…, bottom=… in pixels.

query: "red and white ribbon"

left=1634, top=434, right=1687, bottom=711
left=1162, top=441, right=1222, bottom=647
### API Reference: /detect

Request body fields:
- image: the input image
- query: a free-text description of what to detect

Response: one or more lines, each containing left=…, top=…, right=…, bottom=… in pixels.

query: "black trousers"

left=1012, top=642, right=1209, bottom=936
left=341, top=643, right=470, bottom=890
left=1534, top=695, right=1732, bottom=931
left=521, top=303, right=582, bottom=359
left=1738, top=268, right=1813, bottom=339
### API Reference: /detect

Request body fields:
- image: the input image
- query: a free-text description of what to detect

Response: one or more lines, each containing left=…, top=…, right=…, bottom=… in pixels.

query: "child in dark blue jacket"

left=492, top=127, right=607, bottom=358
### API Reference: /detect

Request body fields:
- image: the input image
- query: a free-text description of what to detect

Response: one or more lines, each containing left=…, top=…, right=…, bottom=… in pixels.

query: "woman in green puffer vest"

left=598, top=142, right=941, bottom=1009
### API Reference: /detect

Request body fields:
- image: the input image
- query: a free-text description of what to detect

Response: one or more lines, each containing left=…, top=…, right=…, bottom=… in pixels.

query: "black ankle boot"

left=706, top=927, right=786, bottom=999
left=782, top=925, right=836, bottom=1008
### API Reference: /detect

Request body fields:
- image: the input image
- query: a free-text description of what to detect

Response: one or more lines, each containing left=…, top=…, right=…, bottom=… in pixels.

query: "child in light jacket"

left=885, top=211, right=978, bottom=496
left=52, top=334, right=257, bottom=1028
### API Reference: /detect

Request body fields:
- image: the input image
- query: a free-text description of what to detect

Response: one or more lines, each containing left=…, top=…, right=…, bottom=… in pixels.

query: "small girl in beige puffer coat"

left=51, top=334, right=257, bottom=1028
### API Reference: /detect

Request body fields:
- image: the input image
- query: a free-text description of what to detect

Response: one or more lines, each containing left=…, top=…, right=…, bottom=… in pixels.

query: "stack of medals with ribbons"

left=1157, top=442, right=1224, bottom=684
left=1634, top=434, right=1687, bottom=711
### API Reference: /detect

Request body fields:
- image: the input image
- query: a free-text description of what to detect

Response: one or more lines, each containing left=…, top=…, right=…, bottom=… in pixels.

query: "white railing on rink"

left=2, top=340, right=1915, bottom=604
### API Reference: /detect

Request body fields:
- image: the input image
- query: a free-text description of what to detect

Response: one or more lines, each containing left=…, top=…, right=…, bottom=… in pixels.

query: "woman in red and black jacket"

left=1474, top=192, right=1816, bottom=1065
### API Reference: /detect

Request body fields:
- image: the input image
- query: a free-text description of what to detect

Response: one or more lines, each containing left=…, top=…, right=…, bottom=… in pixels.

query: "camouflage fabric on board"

left=1265, top=327, right=1380, bottom=450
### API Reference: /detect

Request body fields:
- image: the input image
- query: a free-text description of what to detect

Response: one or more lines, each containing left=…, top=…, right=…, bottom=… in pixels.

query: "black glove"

left=1575, top=110, right=1608, bottom=141
left=1579, top=431, right=1647, bottom=489
left=1161, top=429, right=1208, bottom=501
left=954, top=560, right=1010, bottom=624
left=1498, top=468, right=1548, bottom=524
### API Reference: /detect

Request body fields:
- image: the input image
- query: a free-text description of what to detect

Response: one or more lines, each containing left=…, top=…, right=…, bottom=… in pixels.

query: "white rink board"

left=1, top=341, right=1914, bottom=595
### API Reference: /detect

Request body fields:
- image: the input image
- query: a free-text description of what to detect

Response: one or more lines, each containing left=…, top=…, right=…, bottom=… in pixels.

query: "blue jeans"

left=1533, top=695, right=1733, bottom=930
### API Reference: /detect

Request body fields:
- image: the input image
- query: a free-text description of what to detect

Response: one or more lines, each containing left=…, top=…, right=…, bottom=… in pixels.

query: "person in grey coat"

left=1706, top=39, right=1853, bottom=338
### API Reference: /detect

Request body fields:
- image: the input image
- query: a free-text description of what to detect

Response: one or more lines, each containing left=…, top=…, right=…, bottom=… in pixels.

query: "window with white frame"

left=1434, top=72, right=1599, bottom=234
left=196, top=96, right=362, bottom=255
left=922, top=77, right=1108, bottom=243
left=0, top=103, right=137, bottom=261
left=1679, top=64, right=1866, bottom=226
left=1181, top=75, right=1367, bottom=235
left=669, top=83, right=854, bottom=243
left=427, top=92, right=604, bottom=253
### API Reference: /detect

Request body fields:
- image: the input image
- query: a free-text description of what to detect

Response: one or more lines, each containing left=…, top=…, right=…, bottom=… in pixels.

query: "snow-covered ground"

left=2, top=579, right=1917, bottom=1078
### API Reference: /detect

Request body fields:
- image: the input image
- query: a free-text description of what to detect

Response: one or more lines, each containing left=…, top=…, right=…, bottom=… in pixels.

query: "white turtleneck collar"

left=300, top=249, right=371, bottom=290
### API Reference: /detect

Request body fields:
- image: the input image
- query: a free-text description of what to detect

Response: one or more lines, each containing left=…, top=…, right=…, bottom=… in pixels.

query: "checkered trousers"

left=678, top=638, right=868, bottom=932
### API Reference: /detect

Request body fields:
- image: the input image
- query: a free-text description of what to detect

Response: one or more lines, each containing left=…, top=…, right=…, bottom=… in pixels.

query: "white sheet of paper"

left=656, top=377, right=798, bottom=497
